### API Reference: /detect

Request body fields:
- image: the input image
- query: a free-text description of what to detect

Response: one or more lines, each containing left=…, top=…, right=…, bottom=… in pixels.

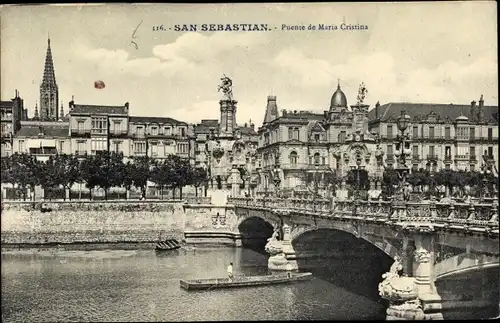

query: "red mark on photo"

left=94, top=80, right=106, bottom=89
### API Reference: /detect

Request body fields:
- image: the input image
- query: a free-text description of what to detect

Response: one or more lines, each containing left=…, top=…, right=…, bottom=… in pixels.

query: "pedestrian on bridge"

left=227, top=262, right=234, bottom=281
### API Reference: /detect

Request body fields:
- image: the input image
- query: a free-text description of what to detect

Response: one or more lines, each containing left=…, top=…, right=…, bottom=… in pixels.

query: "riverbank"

left=1, top=201, right=237, bottom=245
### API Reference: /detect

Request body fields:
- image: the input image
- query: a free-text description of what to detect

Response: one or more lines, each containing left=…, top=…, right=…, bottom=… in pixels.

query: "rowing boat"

left=155, top=239, right=181, bottom=251
left=180, top=272, right=312, bottom=290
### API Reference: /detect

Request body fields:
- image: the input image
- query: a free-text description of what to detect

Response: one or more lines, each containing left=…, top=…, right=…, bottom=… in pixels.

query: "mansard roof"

left=71, top=104, right=128, bottom=115
left=194, top=119, right=219, bottom=133
left=237, top=126, right=257, bottom=136
left=129, top=116, right=186, bottom=125
left=0, top=101, right=14, bottom=110
left=369, top=102, right=499, bottom=123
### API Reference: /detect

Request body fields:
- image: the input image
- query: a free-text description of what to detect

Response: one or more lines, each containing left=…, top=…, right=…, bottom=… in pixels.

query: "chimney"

left=478, top=95, right=484, bottom=121
left=470, top=100, right=477, bottom=122
left=375, top=101, right=380, bottom=119
left=124, top=102, right=129, bottom=114
left=69, top=96, right=75, bottom=112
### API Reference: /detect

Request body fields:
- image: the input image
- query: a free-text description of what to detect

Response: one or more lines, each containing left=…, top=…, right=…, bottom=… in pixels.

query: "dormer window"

left=150, top=126, right=158, bottom=136
left=314, top=134, right=320, bottom=142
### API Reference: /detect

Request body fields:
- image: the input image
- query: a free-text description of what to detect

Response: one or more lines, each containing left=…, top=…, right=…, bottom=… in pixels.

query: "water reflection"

left=2, top=247, right=385, bottom=322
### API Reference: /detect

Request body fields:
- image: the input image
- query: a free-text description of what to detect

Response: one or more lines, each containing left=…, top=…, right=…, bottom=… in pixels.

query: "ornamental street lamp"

left=394, top=110, right=412, bottom=201
left=273, top=154, right=282, bottom=198
left=350, top=158, right=365, bottom=200
left=480, top=163, right=491, bottom=200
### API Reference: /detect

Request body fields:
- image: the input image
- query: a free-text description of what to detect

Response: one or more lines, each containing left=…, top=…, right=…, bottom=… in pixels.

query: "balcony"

left=90, top=129, right=108, bottom=135
left=444, top=155, right=453, bottom=162
left=75, top=151, right=87, bottom=156
left=71, top=129, right=91, bottom=137
left=386, top=154, right=395, bottom=162
left=109, top=130, right=128, bottom=138
left=426, top=154, right=438, bottom=161
left=411, top=154, right=420, bottom=161
left=454, top=154, right=469, bottom=161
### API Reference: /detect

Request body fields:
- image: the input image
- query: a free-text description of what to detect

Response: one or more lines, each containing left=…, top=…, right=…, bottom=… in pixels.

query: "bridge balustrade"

left=227, top=197, right=499, bottom=232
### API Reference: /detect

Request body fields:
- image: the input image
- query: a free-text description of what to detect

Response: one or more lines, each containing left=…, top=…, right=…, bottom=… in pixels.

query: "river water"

left=1, top=246, right=386, bottom=322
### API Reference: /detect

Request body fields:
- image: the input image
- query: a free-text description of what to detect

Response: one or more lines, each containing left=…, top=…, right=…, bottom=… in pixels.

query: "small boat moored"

left=180, top=272, right=312, bottom=290
left=155, top=239, right=181, bottom=251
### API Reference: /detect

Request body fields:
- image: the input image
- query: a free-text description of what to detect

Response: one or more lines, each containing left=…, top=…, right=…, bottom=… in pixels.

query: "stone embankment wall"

left=1, top=201, right=188, bottom=245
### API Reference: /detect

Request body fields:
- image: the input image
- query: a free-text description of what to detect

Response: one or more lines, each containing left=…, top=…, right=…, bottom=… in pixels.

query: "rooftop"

left=16, top=122, right=69, bottom=138
left=369, top=102, right=499, bottom=123
left=70, top=104, right=128, bottom=115
left=129, top=115, right=186, bottom=125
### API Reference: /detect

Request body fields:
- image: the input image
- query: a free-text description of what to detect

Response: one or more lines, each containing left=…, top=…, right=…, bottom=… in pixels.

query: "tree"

left=58, top=154, right=81, bottom=201
left=130, top=156, right=152, bottom=199
left=9, top=153, right=40, bottom=201
left=38, top=155, right=61, bottom=200
left=151, top=159, right=173, bottom=199
left=100, top=151, right=125, bottom=200
left=1, top=155, right=13, bottom=185
left=122, top=161, right=135, bottom=199
left=80, top=154, right=103, bottom=200
left=189, top=166, right=208, bottom=197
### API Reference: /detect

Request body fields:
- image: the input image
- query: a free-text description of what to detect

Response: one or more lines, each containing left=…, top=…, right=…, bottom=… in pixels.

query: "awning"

left=27, top=139, right=42, bottom=148
left=41, top=139, right=56, bottom=147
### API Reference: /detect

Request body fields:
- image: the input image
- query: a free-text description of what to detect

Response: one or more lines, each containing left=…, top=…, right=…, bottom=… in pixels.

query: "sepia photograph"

left=1, top=2, right=498, bottom=321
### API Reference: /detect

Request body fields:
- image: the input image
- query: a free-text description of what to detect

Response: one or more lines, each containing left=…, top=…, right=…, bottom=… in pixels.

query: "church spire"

left=40, top=37, right=59, bottom=120
left=41, top=37, right=57, bottom=88
left=34, top=102, right=39, bottom=120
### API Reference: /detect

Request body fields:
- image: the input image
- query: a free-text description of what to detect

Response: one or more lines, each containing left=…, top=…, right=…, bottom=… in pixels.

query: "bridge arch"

left=290, top=224, right=399, bottom=260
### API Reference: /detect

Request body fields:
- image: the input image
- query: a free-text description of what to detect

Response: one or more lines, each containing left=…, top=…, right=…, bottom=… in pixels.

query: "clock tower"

left=39, top=37, right=59, bottom=121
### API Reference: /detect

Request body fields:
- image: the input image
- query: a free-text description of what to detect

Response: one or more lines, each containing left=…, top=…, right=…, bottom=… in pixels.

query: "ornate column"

left=413, top=234, right=443, bottom=320
left=265, top=221, right=298, bottom=271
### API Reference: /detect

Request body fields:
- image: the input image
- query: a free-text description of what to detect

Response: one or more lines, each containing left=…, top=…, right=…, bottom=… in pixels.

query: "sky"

left=1, top=2, right=497, bottom=127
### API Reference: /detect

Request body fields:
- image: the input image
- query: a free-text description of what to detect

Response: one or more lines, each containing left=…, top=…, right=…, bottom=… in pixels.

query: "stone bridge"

left=227, top=196, right=500, bottom=320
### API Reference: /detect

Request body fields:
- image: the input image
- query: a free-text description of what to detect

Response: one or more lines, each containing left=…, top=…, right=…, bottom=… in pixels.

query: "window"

left=164, top=127, right=171, bottom=135
left=289, top=151, right=298, bottom=165
left=177, top=143, right=189, bottom=154
left=488, top=128, right=493, bottom=141
left=387, top=125, right=393, bottom=139
left=288, top=128, right=293, bottom=140
left=429, top=146, right=435, bottom=157
left=314, top=134, right=320, bottom=142
left=488, top=146, right=493, bottom=157
left=264, top=133, right=270, bottom=145
left=294, top=128, right=300, bottom=140
left=150, top=143, right=158, bottom=157
left=313, top=153, right=320, bottom=165
left=445, top=127, right=451, bottom=140
left=387, top=144, right=393, bottom=156
left=91, top=117, right=107, bottom=134
left=412, top=126, right=418, bottom=138
left=134, top=142, right=147, bottom=155
left=77, top=141, right=86, bottom=154
left=469, top=127, right=475, bottom=140
left=136, top=126, right=145, bottom=138
left=150, top=126, right=158, bottom=136
left=58, top=141, right=64, bottom=153
left=179, top=128, right=186, bottom=137
left=470, top=146, right=476, bottom=157
left=412, top=145, right=418, bottom=157
left=338, top=131, right=346, bottom=143
left=112, top=141, right=122, bottom=153
left=445, top=164, right=450, bottom=170
left=111, top=121, right=122, bottom=134
left=429, top=126, right=435, bottom=139
left=18, top=140, right=25, bottom=152
left=445, top=146, right=451, bottom=157
left=91, top=138, right=107, bottom=154
left=470, top=164, right=475, bottom=172
left=77, top=121, right=85, bottom=132
left=322, top=157, right=326, bottom=165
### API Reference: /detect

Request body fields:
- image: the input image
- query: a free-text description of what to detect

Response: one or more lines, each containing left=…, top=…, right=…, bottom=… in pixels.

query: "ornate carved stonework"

left=414, top=249, right=431, bottom=263
left=378, top=256, right=425, bottom=320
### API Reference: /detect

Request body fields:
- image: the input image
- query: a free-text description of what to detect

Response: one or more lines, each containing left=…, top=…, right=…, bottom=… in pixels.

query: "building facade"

left=256, top=83, right=384, bottom=197
left=368, top=96, right=499, bottom=173
left=1, top=90, right=27, bottom=157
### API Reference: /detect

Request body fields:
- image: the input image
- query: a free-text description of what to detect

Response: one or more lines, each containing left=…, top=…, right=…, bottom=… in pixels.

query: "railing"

left=227, top=197, right=499, bottom=232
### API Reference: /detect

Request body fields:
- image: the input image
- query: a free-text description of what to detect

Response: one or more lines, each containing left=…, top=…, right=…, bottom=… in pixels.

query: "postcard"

left=1, top=2, right=498, bottom=322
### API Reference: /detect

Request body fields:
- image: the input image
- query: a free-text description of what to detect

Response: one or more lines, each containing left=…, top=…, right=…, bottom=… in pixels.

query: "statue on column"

left=218, top=74, right=233, bottom=100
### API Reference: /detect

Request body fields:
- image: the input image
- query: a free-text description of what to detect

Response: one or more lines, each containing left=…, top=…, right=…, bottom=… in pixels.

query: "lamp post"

left=350, top=158, right=365, bottom=200
left=273, top=154, right=281, bottom=198
left=479, top=163, right=491, bottom=200
left=394, top=110, right=412, bottom=201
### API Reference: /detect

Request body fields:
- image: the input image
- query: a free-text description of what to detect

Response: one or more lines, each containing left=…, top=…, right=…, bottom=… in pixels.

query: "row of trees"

left=382, top=168, right=498, bottom=198
left=1, top=152, right=208, bottom=201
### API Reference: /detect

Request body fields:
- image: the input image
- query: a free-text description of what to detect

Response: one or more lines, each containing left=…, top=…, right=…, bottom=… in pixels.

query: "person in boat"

left=227, top=262, right=234, bottom=280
